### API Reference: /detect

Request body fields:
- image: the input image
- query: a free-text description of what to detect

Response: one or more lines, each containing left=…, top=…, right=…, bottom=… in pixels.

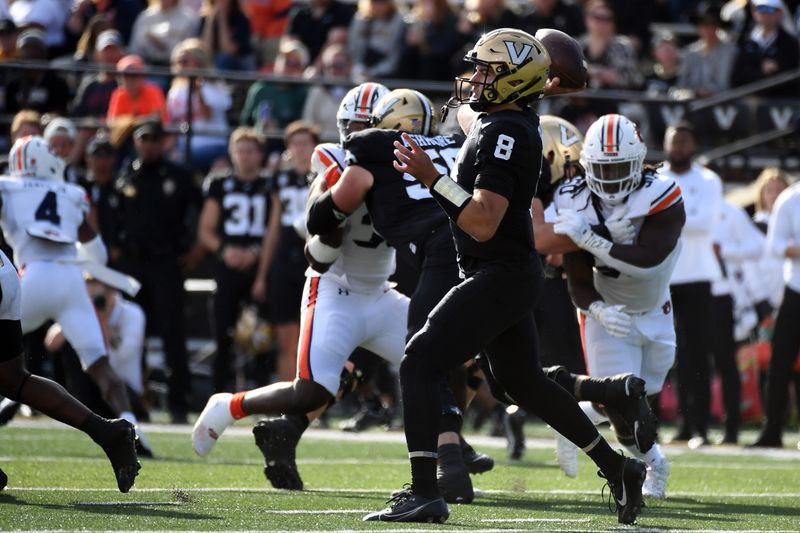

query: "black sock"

left=80, top=412, right=110, bottom=445
left=438, top=412, right=462, bottom=435
left=284, top=414, right=309, bottom=433
left=585, top=437, right=623, bottom=478
left=547, top=368, right=578, bottom=395
left=437, top=443, right=464, bottom=468
left=458, top=434, right=473, bottom=454
left=575, top=376, right=609, bottom=404
left=410, top=456, right=438, bottom=497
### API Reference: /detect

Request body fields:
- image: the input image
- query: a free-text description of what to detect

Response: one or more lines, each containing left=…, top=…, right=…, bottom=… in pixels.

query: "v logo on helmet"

left=504, top=41, right=532, bottom=66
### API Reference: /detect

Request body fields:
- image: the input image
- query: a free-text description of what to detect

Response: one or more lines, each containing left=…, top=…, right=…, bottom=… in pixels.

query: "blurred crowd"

left=0, top=0, right=799, bottom=447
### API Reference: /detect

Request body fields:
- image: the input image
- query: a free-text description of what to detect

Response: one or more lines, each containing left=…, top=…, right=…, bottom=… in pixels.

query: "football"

left=534, top=28, right=588, bottom=90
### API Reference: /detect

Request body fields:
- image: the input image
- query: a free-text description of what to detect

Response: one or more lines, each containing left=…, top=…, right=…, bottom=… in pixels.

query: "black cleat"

left=605, top=374, right=657, bottom=453
left=339, top=403, right=394, bottom=432
left=0, top=466, right=7, bottom=490
left=437, top=444, right=474, bottom=504
left=253, top=418, right=304, bottom=490
left=460, top=436, right=494, bottom=475
left=364, top=486, right=449, bottom=523
left=505, top=406, right=526, bottom=460
left=99, top=419, right=141, bottom=493
left=599, top=456, right=646, bottom=525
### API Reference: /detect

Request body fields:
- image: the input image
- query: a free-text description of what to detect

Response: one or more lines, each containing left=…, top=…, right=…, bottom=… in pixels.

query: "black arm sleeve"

left=306, top=189, right=348, bottom=236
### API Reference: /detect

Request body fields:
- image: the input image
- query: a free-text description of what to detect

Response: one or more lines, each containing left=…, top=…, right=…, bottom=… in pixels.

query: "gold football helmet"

left=447, top=28, right=550, bottom=112
left=371, top=88, right=438, bottom=136
left=540, top=115, right=583, bottom=183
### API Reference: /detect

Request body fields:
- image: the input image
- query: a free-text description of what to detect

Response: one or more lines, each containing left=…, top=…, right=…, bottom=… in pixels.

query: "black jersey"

left=203, top=171, right=272, bottom=249
left=451, top=109, right=542, bottom=267
left=273, top=167, right=309, bottom=267
left=345, top=128, right=464, bottom=252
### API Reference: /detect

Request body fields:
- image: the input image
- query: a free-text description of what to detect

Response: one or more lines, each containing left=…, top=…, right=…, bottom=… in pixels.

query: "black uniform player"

left=198, top=128, right=281, bottom=392
left=265, top=122, right=318, bottom=382
left=378, top=29, right=647, bottom=524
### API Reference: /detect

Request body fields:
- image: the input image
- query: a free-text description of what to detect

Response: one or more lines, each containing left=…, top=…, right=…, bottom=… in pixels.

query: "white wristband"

left=77, top=235, right=108, bottom=265
left=307, top=236, right=341, bottom=264
left=432, top=174, right=471, bottom=208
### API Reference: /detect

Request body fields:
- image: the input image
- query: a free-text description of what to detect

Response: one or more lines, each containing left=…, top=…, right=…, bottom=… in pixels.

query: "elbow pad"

left=77, top=235, right=108, bottom=265
left=306, top=189, right=348, bottom=236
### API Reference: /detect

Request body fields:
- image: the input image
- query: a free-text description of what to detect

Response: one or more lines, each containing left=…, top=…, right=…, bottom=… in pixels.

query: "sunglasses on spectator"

left=589, top=11, right=614, bottom=22
left=754, top=5, right=779, bottom=13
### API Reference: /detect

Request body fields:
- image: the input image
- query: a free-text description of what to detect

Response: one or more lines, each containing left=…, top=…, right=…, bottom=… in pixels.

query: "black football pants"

left=212, top=263, right=256, bottom=392
left=534, top=275, right=585, bottom=373
left=401, top=259, right=602, bottom=458
left=710, top=294, right=740, bottom=436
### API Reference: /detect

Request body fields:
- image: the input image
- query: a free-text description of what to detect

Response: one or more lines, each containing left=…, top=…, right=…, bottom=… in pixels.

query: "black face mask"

left=93, top=294, right=107, bottom=311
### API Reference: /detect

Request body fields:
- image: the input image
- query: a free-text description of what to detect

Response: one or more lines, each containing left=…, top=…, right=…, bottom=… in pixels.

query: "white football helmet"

left=336, top=82, right=390, bottom=143
left=581, top=114, right=646, bottom=205
left=9, top=135, right=65, bottom=182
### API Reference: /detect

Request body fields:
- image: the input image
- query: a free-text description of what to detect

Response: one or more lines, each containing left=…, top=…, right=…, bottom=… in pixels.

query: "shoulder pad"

left=629, top=171, right=682, bottom=218
left=344, top=128, right=400, bottom=166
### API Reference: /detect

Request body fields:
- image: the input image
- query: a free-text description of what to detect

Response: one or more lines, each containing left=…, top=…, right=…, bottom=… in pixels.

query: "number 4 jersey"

left=344, top=128, right=464, bottom=254
left=0, top=177, right=89, bottom=266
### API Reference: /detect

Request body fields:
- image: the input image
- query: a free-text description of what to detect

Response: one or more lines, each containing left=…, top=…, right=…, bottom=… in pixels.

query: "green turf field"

left=1, top=421, right=799, bottom=531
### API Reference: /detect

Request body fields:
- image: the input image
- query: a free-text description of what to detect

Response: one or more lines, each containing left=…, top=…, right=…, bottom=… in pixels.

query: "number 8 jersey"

left=0, top=177, right=89, bottom=266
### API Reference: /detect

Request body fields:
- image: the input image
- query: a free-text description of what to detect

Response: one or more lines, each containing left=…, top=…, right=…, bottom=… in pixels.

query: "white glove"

left=553, top=209, right=591, bottom=244
left=605, top=205, right=635, bottom=244
left=587, top=301, right=632, bottom=338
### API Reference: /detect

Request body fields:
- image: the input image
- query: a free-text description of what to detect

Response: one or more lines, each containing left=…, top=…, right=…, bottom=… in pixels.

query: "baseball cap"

left=95, top=29, right=122, bottom=52
left=117, top=54, right=145, bottom=73
left=87, top=135, right=116, bottom=156
left=16, top=29, right=46, bottom=50
left=752, top=0, right=782, bottom=9
left=133, top=117, right=164, bottom=139
left=44, top=118, right=77, bottom=141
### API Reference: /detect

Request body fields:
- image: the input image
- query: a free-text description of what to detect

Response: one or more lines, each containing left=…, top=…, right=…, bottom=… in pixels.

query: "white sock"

left=120, top=411, right=138, bottom=427
left=579, top=401, right=608, bottom=426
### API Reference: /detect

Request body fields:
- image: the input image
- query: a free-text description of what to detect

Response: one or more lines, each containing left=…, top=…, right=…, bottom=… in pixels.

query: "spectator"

left=10, top=109, right=43, bottom=142
left=242, top=0, right=292, bottom=67
left=456, top=0, right=522, bottom=48
left=753, top=167, right=791, bottom=309
left=0, top=18, right=18, bottom=59
left=84, top=134, right=124, bottom=266
left=521, top=0, right=585, bottom=37
left=4, top=30, right=70, bottom=115
left=300, top=44, right=351, bottom=140
left=751, top=181, right=800, bottom=448
left=660, top=122, right=724, bottom=447
left=115, top=118, right=203, bottom=424
left=579, top=0, right=643, bottom=89
left=167, top=38, right=231, bottom=172
left=8, top=0, right=67, bottom=53
left=403, top=0, right=461, bottom=81
left=130, top=0, right=199, bottom=66
left=286, top=0, right=355, bottom=65
left=240, top=39, right=309, bottom=135
left=107, top=54, right=169, bottom=124
left=731, top=0, right=800, bottom=97
left=261, top=120, right=317, bottom=382
left=348, top=0, right=407, bottom=81
left=644, top=31, right=681, bottom=95
left=71, top=30, right=123, bottom=118
left=66, top=0, right=145, bottom=48
left=72, top=14, right=114, bottom=63
left=43, top=117, right=85, bottom=184
left=198, top=0, right=255, bottom=71
left=677, top=4, right=737, bottom=97
left=198, top=127, right=280, bottom=391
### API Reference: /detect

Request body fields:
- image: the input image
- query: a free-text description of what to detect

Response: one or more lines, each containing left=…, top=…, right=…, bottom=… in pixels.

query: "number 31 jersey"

left=203, top=172, right=272, bottom=249
left=0, top=177, right=89, bottom=266
left=344, top=128, right=464, bottom=250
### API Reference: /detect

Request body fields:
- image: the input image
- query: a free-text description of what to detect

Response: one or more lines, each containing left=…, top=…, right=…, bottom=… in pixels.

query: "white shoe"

left=192, top=393, right=235, bottom=456
left=642, top=456, right=670, bottom=498
left=553, top=430, right=578, bottom=478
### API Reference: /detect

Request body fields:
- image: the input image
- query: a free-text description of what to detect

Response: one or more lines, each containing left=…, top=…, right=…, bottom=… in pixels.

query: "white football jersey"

left=550, top=171, right=683, bottom=313
left=0, top=177, right=89, bottom=266
left=308, top=144, right=396, bottom=294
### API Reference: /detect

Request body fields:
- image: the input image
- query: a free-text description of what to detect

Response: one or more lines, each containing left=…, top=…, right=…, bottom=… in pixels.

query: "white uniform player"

left=548, top=114, right=684, bottom=499
left=0, top=248, right=21, bottom=322
left=298, top=141, right=408, bottom=395
left=0, top=141, right=106, bottom=369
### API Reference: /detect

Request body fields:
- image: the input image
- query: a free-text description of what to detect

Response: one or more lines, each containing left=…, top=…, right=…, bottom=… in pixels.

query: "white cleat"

left=553, top=430, right=579, bottom=478
left=192, top=393, right=235, bottom=457
left=642, top=456, right=670, bottom=499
